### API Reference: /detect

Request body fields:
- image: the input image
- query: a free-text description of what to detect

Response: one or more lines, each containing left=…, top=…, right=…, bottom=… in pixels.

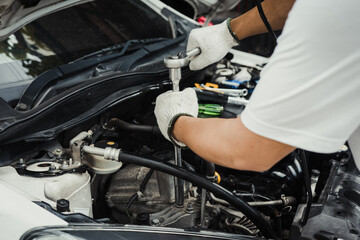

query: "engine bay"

left=1, top=52, right=359, bottom=240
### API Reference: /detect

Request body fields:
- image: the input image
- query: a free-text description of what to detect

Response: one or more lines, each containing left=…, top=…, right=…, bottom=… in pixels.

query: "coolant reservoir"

left=0, top=166, right=93, bottom=217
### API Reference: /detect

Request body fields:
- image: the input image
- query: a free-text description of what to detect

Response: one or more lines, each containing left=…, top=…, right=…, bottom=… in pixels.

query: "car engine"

left=0, top=52, right=359, bottom=240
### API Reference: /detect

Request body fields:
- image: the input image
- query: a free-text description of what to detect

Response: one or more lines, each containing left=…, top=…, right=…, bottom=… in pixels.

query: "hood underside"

left=0, top=0, right=92, bottom=40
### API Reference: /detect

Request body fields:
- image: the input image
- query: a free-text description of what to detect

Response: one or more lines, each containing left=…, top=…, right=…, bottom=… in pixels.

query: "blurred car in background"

left=160, top=0, right=241, bottom=23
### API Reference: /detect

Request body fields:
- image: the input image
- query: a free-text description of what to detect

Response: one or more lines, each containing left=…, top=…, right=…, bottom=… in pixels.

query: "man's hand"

left=186, top=20, right=238, bottom=71
left=186, top=0, right=295, bottom=71
left=154, top=88, right=198, bottom=147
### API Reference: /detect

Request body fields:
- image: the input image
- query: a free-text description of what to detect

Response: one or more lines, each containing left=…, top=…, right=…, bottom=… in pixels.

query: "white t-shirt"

left=241, top=0, right=360, bottom=169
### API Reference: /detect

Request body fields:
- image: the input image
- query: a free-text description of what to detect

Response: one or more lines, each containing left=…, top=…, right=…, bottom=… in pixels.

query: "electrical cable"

left=140, top=169, right=155, bottom=192
left=126, top=193, right=139, bottom=213
left=254, top=0, right=278, bottom=43
left=125, top=168, right=155, bottom=219
left=118, top=151, right=278, bottom=239
left=126, top=206, right=132, bottom=220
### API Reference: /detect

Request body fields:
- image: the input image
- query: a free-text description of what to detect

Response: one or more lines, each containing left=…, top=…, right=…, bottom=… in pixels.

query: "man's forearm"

left=231, top=0, right=295, bottom=40
left=173, top=116, right=295, bottom=172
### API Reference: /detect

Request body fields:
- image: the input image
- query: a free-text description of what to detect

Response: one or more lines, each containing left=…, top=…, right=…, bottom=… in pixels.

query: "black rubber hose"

left=91, top=129, right=104, bottom=144
left=255, top=0, right=278, bottom=43
left=300, top=150, right=313, bottom=225
left=105, top=118, right=161, bottom=135
left=118, top=152, right=278, bottom=239
left=206, top=161, right=216, bottom=177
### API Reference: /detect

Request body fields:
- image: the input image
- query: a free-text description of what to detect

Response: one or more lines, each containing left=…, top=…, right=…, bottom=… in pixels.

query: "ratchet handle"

left=164, top=48, right=201, bottom=69
left=181, top=47, right=201, bottom=59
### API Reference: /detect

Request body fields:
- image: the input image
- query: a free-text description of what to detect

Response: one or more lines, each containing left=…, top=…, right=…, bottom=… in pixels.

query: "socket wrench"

left=164, top=47, right=201, bottom=207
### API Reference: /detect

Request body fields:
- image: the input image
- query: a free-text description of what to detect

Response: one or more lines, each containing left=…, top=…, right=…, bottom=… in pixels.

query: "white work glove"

left=187, top=19, right=239, bottom=71
left=154, top=88, right=198, bottom=148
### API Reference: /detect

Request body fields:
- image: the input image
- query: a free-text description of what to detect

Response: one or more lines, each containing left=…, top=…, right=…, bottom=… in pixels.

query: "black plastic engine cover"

left=290, top=157, right=360, bottom=240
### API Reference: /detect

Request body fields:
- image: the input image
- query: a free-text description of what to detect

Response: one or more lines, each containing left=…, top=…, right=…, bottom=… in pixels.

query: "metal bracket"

left=61, top=140, right=84, bottom=170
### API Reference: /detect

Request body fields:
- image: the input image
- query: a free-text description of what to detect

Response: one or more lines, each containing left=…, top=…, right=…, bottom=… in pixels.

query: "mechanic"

left=155, top=0, right=360, bottom=172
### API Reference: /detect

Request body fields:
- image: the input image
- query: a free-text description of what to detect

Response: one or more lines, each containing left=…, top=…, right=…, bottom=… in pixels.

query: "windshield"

left=0, top=0, right=171, bottom=88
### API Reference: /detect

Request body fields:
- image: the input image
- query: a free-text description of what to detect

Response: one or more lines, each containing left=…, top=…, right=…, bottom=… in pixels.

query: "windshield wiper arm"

left=72, top=38, right=166, bottom=62
left=15, top=38, right=166, bottom=111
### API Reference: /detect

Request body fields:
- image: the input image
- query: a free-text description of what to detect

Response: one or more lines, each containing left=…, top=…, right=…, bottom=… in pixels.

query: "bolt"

left=19, top=158, right=24, bottom=165
left=312, top=169, right=320, bottom=175
left=338, top=145, right=348, bottom=152
left=186, top=203, right=194, bottom=214
left=54, top=149, right=62, bottom=155
left=49, top=163, right=57, bottom=171
left=17, top=103, right=28, bottom=111
left=340, top=158, right=348, bottom=165
left=151, top=218, right=160, bottom=226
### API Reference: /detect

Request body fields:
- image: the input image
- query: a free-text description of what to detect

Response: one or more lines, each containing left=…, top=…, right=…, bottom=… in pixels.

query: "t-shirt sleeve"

left=241, top=0, right=360, bottom=153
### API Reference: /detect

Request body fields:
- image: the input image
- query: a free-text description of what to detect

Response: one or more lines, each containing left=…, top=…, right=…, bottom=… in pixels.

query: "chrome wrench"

left=164, top=47, right=201, bottom=207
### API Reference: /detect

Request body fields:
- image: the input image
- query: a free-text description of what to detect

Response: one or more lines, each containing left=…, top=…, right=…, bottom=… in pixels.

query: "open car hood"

left=0, top=0, right=92, bottom=40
